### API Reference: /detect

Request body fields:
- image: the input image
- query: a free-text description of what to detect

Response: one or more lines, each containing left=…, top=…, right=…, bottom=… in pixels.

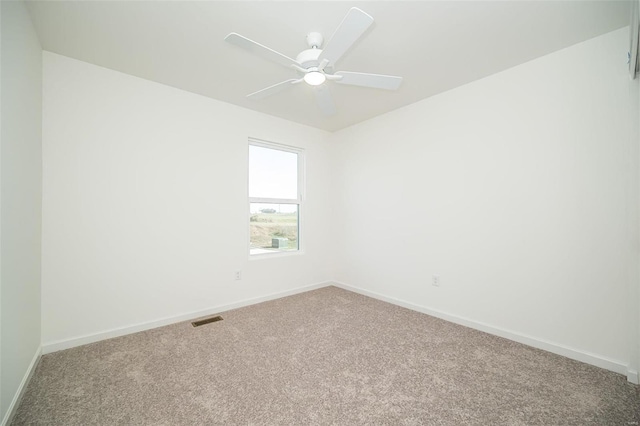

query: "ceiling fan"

left=224, top=7, right=403, bottom=116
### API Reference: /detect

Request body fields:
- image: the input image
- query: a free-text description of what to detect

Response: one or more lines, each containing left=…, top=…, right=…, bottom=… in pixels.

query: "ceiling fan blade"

left=314, top=85, right=337, bottom=116
left=335, top=71, right=403, bottom=90
left=225, top=33, right=300, bottom=68
left=247, top=79, right=301, bottom=100
left=318, top=8, right=374, bottom=67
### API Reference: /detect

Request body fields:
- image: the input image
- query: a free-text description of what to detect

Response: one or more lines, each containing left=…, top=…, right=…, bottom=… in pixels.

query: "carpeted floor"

left=12, top=286, right=640, bottom=425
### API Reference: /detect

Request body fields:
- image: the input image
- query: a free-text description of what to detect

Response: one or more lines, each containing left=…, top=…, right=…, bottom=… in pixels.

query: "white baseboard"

left=42, top=281, right=331, bottom=354
left=1, top=346, right=42, bottom=426
left=332, top=281, right=630, bottom=378
left=39, top=280, right=635, bottom=382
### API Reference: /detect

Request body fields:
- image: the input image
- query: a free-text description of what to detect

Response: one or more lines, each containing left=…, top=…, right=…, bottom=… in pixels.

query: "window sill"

left=249, top=249, right=304, bottom=260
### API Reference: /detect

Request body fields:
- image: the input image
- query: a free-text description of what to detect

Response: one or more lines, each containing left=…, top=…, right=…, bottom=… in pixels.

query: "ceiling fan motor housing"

left=296, top=48, right=322, bottom=70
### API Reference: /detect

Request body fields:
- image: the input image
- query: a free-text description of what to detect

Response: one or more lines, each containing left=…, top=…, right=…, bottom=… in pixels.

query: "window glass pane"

left=250, top=203, right=298, bottom=254
left=249, top=145, right=298, bottom=200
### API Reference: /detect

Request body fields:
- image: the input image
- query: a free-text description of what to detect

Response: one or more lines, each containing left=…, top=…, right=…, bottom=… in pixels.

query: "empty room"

left=2, top=0, right=640, bottom=424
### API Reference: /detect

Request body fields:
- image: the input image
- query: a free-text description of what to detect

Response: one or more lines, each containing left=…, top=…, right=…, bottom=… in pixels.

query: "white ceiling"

left=26, top=1, right=630, bottom=132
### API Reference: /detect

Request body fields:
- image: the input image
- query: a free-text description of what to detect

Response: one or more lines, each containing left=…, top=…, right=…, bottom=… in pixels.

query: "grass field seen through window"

left=249, top=211, right=298, bottom=251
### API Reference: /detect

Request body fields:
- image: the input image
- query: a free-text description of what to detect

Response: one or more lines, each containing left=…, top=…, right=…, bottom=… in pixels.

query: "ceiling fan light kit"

left=304, top=71, right=326, bottom=86
left=224, top=7, right=403, bottom=116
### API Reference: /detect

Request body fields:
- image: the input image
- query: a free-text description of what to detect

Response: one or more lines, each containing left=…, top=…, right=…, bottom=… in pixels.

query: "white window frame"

left=248, top=138, right=305, bottom=257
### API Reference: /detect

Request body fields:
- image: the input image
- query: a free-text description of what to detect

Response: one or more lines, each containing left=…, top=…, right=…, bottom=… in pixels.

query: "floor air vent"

left=191, top=315, right=223, bottom=327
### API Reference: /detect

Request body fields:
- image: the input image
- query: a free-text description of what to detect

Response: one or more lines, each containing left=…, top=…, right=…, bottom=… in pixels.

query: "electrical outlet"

left=432, top=275, right=440, bottom=287
left=235, top=271, right=242, bottom=280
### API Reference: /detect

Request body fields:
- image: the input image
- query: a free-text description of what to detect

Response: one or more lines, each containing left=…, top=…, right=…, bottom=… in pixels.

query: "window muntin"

left=248, top=140, right=303, bottom=256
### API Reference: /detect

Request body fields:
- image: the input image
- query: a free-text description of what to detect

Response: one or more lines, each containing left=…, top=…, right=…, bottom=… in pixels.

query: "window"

left=248, top=139, right=304, bottom=256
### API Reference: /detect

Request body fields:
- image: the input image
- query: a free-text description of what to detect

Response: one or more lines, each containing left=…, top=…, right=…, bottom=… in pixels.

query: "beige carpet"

left=12, top=286, right=640, bottom=425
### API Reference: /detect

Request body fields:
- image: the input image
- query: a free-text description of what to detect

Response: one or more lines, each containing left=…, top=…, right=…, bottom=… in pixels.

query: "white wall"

left=39, top=26, right=640, bottom=381
left=633, top=66, right=640, bottom=382
left=628, top=54, right=640, bottom=383
left=41, top=52, right=333, bottom=348
left=1, top=0, right=43, bottom=421
left=332, top=28, right=637, bottom=375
